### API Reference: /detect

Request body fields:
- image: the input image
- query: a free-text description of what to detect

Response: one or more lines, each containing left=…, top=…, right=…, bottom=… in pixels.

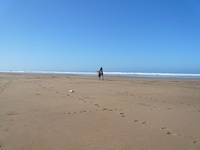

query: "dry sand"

left=0, top=73, right=200, bottom=150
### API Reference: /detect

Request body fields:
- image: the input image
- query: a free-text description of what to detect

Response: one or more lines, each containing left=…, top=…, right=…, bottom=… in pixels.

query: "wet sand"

left=0, top=73, right=200, bottom=150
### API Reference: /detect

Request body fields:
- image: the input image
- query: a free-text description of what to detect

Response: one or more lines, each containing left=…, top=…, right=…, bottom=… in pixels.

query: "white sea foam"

left=104, top=72, right=200, bottom=78
left=1, top=71, right=200, bottom=78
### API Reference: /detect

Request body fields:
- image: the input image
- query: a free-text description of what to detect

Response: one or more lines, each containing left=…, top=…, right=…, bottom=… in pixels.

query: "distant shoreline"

left=1, top=71, right=200, bottom=79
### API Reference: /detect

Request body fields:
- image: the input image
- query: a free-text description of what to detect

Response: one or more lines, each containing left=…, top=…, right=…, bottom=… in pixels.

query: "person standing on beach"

left=98, top=67, right=104, bottom=80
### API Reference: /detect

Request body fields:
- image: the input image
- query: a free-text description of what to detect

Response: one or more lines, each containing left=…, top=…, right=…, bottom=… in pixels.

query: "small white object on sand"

left=68, top=90, right=74, bottom=93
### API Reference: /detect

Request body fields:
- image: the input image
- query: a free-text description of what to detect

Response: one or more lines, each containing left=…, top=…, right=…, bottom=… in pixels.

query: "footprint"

left=161, top=127, right=166, bottom=130
left=120, top=112, right=125, bottom=117
left=95, top=104, right=100, bottom=107
left=6, top=111, right=18, bottom=116
left=142, top=122, right=146, bottom=124
left=2, top=127, right=10, bottom=131
left=193, top=141, right=197, bottom=144
left=167, top=132, right=171, bottom=135
left=160, top=127, right=173, bottom=135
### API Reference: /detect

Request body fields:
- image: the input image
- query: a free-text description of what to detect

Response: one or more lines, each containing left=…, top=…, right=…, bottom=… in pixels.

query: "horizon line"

left=1, top=70, right=200, bottom=78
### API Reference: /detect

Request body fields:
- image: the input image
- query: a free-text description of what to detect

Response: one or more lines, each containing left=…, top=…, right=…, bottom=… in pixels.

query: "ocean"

left=1, top=71, right=200, bottom=79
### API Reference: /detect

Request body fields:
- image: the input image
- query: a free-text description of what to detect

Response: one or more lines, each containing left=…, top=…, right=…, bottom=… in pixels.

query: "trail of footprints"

left=0, top=79, right=12, bottom=95
left=57, top=95, right=200, bottom=145
left=97, top=85, right=197, bottom=111
left=36, top=83, right=71, bottom=97
left=34, top=82, right=199, bottom=145
left=36, top=81, right=198, bottom=113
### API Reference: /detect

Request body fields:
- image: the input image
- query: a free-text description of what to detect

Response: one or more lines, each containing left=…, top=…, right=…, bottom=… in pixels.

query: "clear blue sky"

left=0, top=0, right=200, bottom=73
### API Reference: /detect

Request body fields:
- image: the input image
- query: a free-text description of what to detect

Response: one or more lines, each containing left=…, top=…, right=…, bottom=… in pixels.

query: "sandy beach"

left=0, top=73, right=200, bottom=150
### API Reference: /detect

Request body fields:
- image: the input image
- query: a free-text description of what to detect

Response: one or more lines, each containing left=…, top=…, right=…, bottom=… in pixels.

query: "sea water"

left=1, top=71, right=200, bottom=79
